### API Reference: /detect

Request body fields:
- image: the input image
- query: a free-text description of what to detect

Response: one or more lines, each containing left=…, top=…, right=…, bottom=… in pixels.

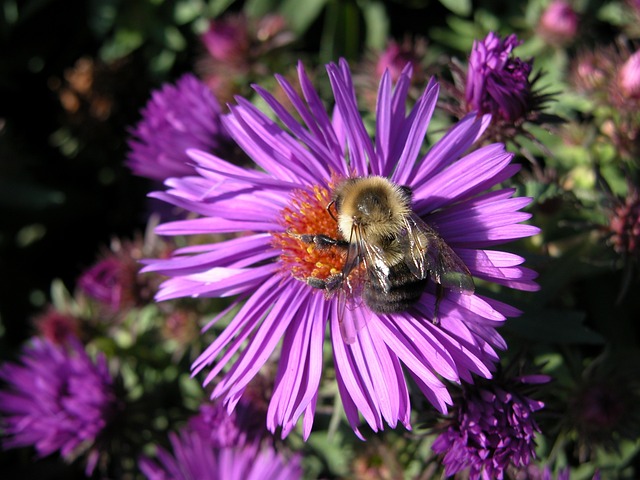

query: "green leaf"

left=358, top=0, right=388, bottom=50
left=164, top=25, right=186, bottom=51
left=207, top=0, right=238, bottom=17
left=243, top=0, right=280, bottom=17
left=175, top=0, right=203, bottom=24
left=597, top=1, right=626, bottom=27
left=319, top=0, right=361, bottom=63
left=99, top=27, right=144, bottom=61
left=278, top=0, right=328, bottom=36
left=438, top=0, right=471, bottom=16
left=50, top=278, right=76, bottom=314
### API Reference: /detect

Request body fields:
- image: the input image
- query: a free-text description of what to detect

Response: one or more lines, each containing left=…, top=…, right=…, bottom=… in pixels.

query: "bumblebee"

left=293, top=176, right=475, bottom=317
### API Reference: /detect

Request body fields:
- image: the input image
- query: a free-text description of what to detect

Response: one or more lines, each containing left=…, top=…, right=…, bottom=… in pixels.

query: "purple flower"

left=466, top=32, right=533, bottom=123
left=77, top=236, right=170, bottom=313
left=201, top=14, right=250, bottom=64
left=144, top=59, right=539, bottom=438
left=0, top=337, right=117, bottom=475
left=139, top=404, right=300, bottom=480
left=127, top=73, right=232, bottom=181
left=618, top=50, right=640, bottom=100
left=537, top=1, right=579, bottom=45
left=78, top=256, right=127, bottom=311
left=140, top=435, right=302, bottom=480
left=432, top=376, right=546, bottom=479
left=185, top=397, right=267, bottom=449
left=375, top=39, right=425, bottom=82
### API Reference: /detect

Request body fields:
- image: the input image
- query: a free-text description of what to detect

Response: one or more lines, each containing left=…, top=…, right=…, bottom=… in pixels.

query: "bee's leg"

left=306, top=273, right=344, bottom=291
left=287, top=231, right=348, bottom=249
left=288, top=231, right=347, bottom=291
left=432, top=283, right=444, bottom=325
left=306, top=277, right=328, bottom=289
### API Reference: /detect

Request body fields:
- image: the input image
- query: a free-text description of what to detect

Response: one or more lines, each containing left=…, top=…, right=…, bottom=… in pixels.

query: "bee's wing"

left=358, top=233, right=393, bottom=294
left=336, top=226, right=367, bottom=343
left=399, top=214, right=432, bottom=280
left=401, top=213, right=475, bottom=295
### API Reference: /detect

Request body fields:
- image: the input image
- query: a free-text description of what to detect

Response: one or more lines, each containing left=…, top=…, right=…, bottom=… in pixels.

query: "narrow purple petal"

left=224, top=104, right=319, bottom=185
left=373, top=70, right=393, bottom=175
left=155, top=264, right=276, bottom=301
left=144, top=234, right=272, bottom=275
left=327, top=62, right=377, bottom=176
left=154, top=216, right=282, bottom=236
left=267, top=292, right=327, bottom=437
left=411, top=113, right=491, bottom=184
left=389, top=78, right=438, bottom=184
left=413, top=144, right=513, bottom=212
left=212, top=281, right=309, bottom=402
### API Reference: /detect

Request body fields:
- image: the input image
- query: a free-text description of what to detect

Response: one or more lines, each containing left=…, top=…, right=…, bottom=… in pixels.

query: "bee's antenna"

left=326, top=201, right=338, bottom=222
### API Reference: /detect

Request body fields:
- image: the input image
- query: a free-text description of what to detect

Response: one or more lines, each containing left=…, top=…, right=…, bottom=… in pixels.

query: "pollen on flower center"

left=272, top=184, right=345, bottom=282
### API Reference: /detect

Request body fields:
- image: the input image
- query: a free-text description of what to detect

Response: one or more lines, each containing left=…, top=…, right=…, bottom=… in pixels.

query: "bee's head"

left=332, top=176, right=412, bottom=240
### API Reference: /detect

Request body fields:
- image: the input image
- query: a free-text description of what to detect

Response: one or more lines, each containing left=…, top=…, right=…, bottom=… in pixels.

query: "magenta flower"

left=432, top=376, right=546, bottom=479
left=375, top=39, right=425, bottom=82
left=185, top=397, right=267, bottom=449
left=537, top=1, right=579, bottom=45
left=201, top=15, right=250, bottom=64
left=0, top=337, right=117, bottom=475
left=78, top=256, right=127, bottom=311
left=127, top=73, right=232, bottom=181
left=139, top=402, right=299, bottom=480
left=466, top=32, right=533, bottom=123
left=618, top=50, right=640, bottom=100
left=144, top=59, right=539, bottom=438
left=140, top=434, right=302, bottom=480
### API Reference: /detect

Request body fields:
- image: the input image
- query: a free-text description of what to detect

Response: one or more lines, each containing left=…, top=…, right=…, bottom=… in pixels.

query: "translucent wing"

left=357, top=234, right=393, bottom=294
left=334, top=225, right=367, bottom=343
left=400, top=213, right=475, bottom=295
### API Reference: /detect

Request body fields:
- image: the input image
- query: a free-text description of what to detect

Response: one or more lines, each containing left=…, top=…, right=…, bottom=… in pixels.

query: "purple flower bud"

left=466, top=32, right=533, bottom=123
left=433, top=379, right=544, bottom=479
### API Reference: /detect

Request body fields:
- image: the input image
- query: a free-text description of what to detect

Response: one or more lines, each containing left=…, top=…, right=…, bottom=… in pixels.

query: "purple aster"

left=185, top=396, right=267, bottom=448
left=144, top=59, right=539, bottom=438
left=0, top=336, right=118, bottom=475
left=140, top=435, right=302, bottom=480
left=432, top=375, right=546, bottom=480
left=466, top=32, right=533, bottom=123
left=127, top=73, right=233, bottom=181
left=139, top=404, right=301, bottom=480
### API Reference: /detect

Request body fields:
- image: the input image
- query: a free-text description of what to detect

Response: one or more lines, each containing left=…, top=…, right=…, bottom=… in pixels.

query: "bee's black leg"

left=288, top=231, right=347, bottom=292
left=287, top=231, right=348, bottom=249
left=306, top=273, right=344, bottom=291
left=306, top=277, right=328, bottom=289
left=433, top=283, right=444, bottom=325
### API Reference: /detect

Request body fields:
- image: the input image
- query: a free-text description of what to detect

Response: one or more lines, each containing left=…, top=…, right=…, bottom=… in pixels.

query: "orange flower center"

left=272, top=183, right=345, bottom=282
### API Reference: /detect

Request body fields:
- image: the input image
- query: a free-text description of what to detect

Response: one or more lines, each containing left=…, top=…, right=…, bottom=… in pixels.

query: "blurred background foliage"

left=1, top=0, right=640, bottom=478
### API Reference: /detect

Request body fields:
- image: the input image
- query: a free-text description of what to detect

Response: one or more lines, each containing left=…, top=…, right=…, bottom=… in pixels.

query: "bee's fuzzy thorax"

left=333, top=176, right=412, bottom=241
